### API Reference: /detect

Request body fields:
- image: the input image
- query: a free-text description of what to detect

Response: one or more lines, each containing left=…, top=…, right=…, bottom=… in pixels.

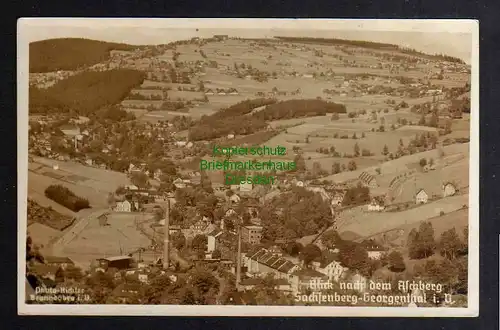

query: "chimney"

left=163, top=199, right=170, bottom=269
left=236, top=224, right=242, bottom=290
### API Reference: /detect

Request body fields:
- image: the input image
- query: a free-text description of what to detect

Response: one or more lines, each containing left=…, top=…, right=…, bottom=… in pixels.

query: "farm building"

left=367, top=198, right=385, bottom=212
left=359, top=172, right=378, bottom=188
left=415, top=189, right=429, bottom=204
left=442, top=182, right=457, bottom=197
left=115, top=200, right=132, bottom=212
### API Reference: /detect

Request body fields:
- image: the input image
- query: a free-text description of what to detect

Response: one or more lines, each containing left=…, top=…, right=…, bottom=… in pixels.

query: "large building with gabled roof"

left=244, top=247, right=300, bottom=280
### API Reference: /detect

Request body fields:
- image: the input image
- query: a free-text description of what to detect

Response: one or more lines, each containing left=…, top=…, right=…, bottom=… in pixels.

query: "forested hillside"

left=29, top=38, right=140, bottom=72
left=188, top=99, right=346, bottom=141
left=29, top=69, right=145, bottom=115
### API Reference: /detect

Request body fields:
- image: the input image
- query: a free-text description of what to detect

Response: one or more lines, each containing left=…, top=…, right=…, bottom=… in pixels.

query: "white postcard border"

left=17, top=18, right=479, bottom=317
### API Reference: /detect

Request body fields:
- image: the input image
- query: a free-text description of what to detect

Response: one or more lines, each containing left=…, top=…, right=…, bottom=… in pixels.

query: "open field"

left=140, top=80, right=171, bottom=89
left=167, top=90, right=204, bottom=100
left=137, top=110, right=191, bottom=123
left=58, top=212, right=154, bottom=268
left=27, top=222, right=64, bottom=253
left=392, top=156, right=469, bottom=204
left=262, top=110, right=468, bottom=174
left=28, top=157, right=131, bottom=209
left=368, top=207, right=469, bottom=246
left=320, top=142, right=469, bottom=183
left=337, top=193, right=469, bottom=238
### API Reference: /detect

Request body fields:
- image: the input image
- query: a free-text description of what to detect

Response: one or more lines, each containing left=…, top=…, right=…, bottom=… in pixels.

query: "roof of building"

left=276, top=260, right=296, bottom=273
left=319, top=253, right=340, bottom=268
left=247, top=247, right=298, bottom=274
left=208, top=228, right=223, bottom=237
left=101, top=256, right=133, bottom=262
left=416, top=189, right=428, bottom=196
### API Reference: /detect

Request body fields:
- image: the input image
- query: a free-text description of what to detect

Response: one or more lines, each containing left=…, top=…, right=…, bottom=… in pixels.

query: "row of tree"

left=44, top=184, right=90, bottom=212
left=408, top=221, right=467, bottom=260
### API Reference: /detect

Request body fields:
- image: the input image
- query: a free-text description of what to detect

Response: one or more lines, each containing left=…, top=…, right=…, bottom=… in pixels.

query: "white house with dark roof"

left=115, top=200, right=132, bottom=212
left=415, top=189, right=429, bottom=204
left=367, top=197, right=385, bottom=212
left=244, top=247, right=300, bottom=280
left=442, top=182, right=457, bottom=197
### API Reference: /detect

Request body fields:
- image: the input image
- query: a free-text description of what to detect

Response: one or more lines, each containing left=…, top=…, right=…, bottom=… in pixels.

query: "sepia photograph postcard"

left=18, top=18, right=479, bottom=317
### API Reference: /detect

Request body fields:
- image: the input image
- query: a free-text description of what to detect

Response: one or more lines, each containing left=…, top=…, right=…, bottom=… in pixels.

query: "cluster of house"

left=29, top=70, right=77, bottom=89
left=31, top=119, right=180, bottom=171
left=415, top=182, right=458, bottom=205
left=239, top=239, right=386, bottom=295
left=28, top=122, right=92, bottom=160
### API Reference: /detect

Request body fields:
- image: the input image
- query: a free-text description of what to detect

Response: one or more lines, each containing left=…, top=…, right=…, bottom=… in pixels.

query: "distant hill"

left=274, top=36, right=465, bottom=64
left=29, top=38, right=141, bottom=72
